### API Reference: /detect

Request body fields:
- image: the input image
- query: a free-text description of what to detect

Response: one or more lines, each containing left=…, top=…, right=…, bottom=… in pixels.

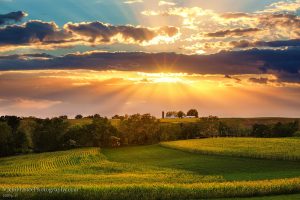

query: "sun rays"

left=1, top=69, right=299, bottom=117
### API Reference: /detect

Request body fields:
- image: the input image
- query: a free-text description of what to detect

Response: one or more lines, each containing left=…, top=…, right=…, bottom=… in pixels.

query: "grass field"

left=68, top=118, right=121, bottom=127
left=161, top=138, right=300, bottom=161
left=1, top=141, right=300, bottom=199
left=159, top=117, right=299, bottom=126
left=67, top=117, right=299, bottom=128
left=159, top=118, right=200, bottom=123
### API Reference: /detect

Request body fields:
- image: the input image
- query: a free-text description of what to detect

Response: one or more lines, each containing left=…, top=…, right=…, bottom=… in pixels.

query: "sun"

left=152, top=76, right=182, bottom=83
left=137, top=72, right=193, bottom=84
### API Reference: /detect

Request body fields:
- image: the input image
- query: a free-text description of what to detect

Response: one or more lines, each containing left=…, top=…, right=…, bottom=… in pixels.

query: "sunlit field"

left=68, top=119, right=121, bottom=127
left=1, top=143, right=300, bottom=199
left=68, top=117, right=298, bottom=127
left=161, top=138, right=300, bottom=160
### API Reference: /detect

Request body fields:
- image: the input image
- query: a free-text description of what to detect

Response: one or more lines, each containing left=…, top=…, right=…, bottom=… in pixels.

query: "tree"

left=166, top=111, right=177, bottom=118
left=18, top=118, right=37, bottom=150
left=0, top=122, right=14, bottom=156
left=94, top=114, right=101, bottom=118
left=198, top=116, right=219, bottom=137
left=88, top=117, right=117, bottom=147
left=177, top=111, right=185, bottom=118
left=14, top=130, right=30, bottom=153
left=32, top=118, right=70, bottom=152
left=294, top=130, right=300, bottom=137
left=272, top=121, right=299, bottom=137
left=251, top=124, right=272, bottom=137
left=119, top=114, right=159, bottom=145
left=187, top=109, right=199, bottom=118
left=0, top=116, right=21, bottom=134
left=63, top=125, right=91, bottom=147
left=157, top=123, right=182, bottom=141
left=75, top=114, right=83, bottom=119
left=112, top=115, right=125, bottom=120
left=180, top=123, right=200, bottom=139
left=218, top=122, right=231, bottom=137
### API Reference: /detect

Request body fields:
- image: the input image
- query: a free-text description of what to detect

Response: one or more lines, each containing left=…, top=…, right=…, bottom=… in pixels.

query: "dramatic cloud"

left=0, top=11, right=27, bottom=25
left=230, top=39, right=300, bottom=48
left=142, top=2, right=300, bottom=53
left=0, top=20, right=71, bottom=46
left=64, top=22, right=179, bottom=44
left=2, top=2, right=300, bottom=54
left=206, top=28, right=262, bottom=38
left=0, top=20, right=179, bottom=50
left=248, top=77, right=269, bottom=84
left=0, top=48, right=299, bottom=83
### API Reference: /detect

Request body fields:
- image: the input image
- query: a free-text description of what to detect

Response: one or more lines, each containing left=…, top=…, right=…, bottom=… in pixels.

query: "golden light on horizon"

left=0, top=70, right=299, bottom=118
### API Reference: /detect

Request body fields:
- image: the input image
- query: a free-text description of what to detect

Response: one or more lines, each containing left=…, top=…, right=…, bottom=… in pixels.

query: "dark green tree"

left=177, top=111, right=186, bottom=118
left=14, top=130, right=30, bottom=153
left=32, top=118, right=70, bottom=152
left=187, top=109, right=199, bottom=118
left=0, top=122, right=14, bottom=156
left=0, top=116, right=21, bottom=134
left=88, top=117, right=117, bottom=147
left=75, top=114, right=83, bottom=119
left=252, top=124, right=272, bottom=137
left=119, top=114, right=159, bottom=145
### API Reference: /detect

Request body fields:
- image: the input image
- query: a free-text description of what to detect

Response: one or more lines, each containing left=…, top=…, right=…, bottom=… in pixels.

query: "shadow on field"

left=102, top=144, right=300, bottom=181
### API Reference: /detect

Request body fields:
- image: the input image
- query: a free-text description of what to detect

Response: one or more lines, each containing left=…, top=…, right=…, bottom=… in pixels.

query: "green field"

left=67, top=117, right=299, bottom=128
left=159, top=117, right=299, bottom=126
left=161, top=138, right=300, bottom=160
left=68, top=118, right=121, bottom=127
left=1, top=139, right=300, bottom=199
left=159, top=118, right=200, bottom=123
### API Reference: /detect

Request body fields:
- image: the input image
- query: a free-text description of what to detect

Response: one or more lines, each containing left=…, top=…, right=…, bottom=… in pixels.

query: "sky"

left=0, top=0, right=300, bottom=118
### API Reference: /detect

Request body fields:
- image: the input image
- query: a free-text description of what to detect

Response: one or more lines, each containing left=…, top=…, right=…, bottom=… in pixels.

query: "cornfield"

left=1, top=140, right=300, bottom=199
left=161, top=138, right=300, bottom=160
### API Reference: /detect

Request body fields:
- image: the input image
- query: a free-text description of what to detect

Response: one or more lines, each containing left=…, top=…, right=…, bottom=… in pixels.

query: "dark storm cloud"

left=0, top=11, right=27, bottom=26
left=248, top=77, right=269, bottom=84
left=0, top=20, right=71, bottom=46
left=0, top=20, right=178, bottom=48
left=65, top=22, right=178, bottom=43
left=0, top=48, right=299, bottom=83
left=230, top=39, right=300, bottom=48
left=224, top=75, right=241, bottom=83
left=206, top=28, right=261, bottom=37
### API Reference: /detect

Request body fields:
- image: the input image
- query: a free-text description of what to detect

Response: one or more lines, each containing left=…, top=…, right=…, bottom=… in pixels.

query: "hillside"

left=1, top=142, right=300, bottom=199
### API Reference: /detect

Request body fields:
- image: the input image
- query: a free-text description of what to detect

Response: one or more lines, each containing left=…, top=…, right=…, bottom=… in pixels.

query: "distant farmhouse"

left=185, top=116, right=196, bottom=118
left=162, top=111, right=196, bottom=119
left=165, top=115, right=196, bottom=119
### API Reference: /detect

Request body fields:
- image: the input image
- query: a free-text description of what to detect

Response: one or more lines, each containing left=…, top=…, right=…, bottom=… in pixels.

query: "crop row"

left=0, top=148, right=103, bottom=176
left=161, top=138, right=300, bottom=161
left=1, top=177, right=300, bottom=200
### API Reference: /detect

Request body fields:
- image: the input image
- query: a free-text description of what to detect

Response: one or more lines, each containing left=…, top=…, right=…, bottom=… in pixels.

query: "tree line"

left=165, top=109, right=199, bottom=118
left=0, top=114, right=299, bottom=157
